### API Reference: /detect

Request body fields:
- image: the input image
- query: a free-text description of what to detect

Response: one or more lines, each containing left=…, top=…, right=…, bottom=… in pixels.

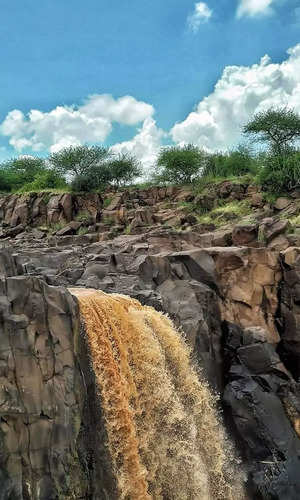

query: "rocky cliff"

left=0, top=184, right=299, bottom=499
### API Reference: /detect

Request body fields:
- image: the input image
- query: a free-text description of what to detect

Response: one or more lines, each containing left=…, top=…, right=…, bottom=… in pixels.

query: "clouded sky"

left=0, top=0, right=299, bottom=167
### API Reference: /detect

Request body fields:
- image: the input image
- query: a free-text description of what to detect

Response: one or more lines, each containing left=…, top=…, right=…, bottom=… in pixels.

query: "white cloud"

left=171, top=44, right=300, bottom=151
left=80, top=94, right=154, bottom=126
left=187, top=2, right=212, bottom=32
left=110, top=118, right=165, bottom=171
left=0, top=94, right=154, bottom=153
left=237, top=0, right=275, bottom=18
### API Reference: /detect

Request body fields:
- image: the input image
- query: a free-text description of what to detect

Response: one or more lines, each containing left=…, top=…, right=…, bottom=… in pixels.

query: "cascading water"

left=70, top=288, right=244, bottom=500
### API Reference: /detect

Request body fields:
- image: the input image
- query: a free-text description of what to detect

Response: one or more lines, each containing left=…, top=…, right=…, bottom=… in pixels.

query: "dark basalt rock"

left=0, top=276, right=116, bottom=500
left=223, top=322, right=300, bottom=499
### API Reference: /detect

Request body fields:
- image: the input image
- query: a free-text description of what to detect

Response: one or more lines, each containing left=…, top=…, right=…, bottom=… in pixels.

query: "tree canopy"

left=107, top=153, right=141, bottom=187
left=49, top=145, right=110, bottom=177
left=243, top=107, right=300, bottom=156
left=0, top=156, right=46, bottom=191
left=155, top=145, right=206, bottom=184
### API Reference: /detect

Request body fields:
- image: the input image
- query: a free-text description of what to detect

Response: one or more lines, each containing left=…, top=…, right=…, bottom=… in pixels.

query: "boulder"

left=55, top=221, right=82, bottom=236
left=232, top=224, right=258, bottom=245
left=180, top=214, right=198, bottom=226
left=250, top=192, right=264, bottom=207
left=274, top=197, right=291, bottom=210
left=105, top=193, right=124, bottom=211
left=268, top=234, right=290, bottom=251
left=219, top=181, right=245, bottom=200
left=0, top=224, right=25, bottom=239
left=10, top=197, right=30, bottom=226
left=194, top=193, right=215, bottom=211
left=174, top=190, right=194, bottom=203
left=259, top=218, right=289, bottom=244
left=130, top=207, right=154, bottom=228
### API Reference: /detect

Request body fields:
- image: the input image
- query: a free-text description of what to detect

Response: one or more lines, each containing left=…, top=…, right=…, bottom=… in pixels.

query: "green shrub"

left=75, top=211, right=91, bottom=223
left=103, top=197, right=113, bottom=208
left=201, top=146, right=256, bottom=179
left=106, top=153, right=141, bottom=187
left=77, top=226, right=89, bottom=236
left=0, top=170, right=16, bottom=192
left=154, top=145, right=206, bottom=184
left=48, top=222, right=65, bottom=233
left=71, top=174, right=96, bottom=193
left=18, top=170, right=67, bottom=192
left=256, top=153, right=300, bottom=193
left=0, top=156, right=46, bottom=192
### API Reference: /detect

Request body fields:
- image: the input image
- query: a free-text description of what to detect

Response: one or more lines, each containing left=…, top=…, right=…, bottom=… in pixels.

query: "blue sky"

left=0, top=0, right=300, bottom=166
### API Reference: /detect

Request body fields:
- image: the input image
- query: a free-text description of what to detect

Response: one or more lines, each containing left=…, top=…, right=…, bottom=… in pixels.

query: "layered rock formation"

left=0, top=185, right=299, bottom=499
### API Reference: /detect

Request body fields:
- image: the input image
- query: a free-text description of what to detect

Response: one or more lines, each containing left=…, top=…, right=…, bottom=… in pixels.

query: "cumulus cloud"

left=237, top=0, right=275, bottom=18
left=0, top=94, right=154, bottom=153
left=171, top=44, right=300, bottom=151
left=187, top=2, right=212, bottom=32
left=110, top=118, right=165, bottom=171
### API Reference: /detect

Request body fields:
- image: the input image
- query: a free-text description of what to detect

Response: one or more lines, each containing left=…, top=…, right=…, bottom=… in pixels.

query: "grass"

left=289, top=215, right=300, bottom=227
left=213, top=200, right=250, bottom=216
left=77, top=226, right=89, bottom=236
left=257, top=226, right=267, bottom=245
left=178, top=201, right=196, bottom=212
left=48, top=222, right=66, bottom=233
left=262, top=192, right=280, bottom=205
left=194, top=173, right=255, bottom=195
left=75, top=210, right=91, bottom=223
left=103, top=197, right=113, bottom=208
left=16, top=187, right=70, bottom=195
left=195, top=200, right=252, bottom=227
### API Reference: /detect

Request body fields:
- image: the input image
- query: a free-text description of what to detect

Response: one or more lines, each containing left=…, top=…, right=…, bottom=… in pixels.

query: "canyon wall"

left=0, top=185, right=299, bottom=498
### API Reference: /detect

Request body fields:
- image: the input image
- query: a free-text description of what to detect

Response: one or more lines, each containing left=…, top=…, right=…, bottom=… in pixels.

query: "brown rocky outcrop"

left=0, top=192, right=103, bottom=229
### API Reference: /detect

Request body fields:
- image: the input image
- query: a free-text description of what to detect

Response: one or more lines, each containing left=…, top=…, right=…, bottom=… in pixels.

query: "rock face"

left=0, top=277, right=86, bottom=498
left=223, top=322, right=300, bottom=500
left=279, top=247, right=300, bottom=380
left=0, top=276, right=117, bottom=500
left=0, top=185, right=299, bottom=499
left=0, top=192, right=102, bottom=229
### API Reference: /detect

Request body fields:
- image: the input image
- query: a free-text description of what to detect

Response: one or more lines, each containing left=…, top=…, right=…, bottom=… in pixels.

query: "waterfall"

left=70, top=288, right=244, bottom=500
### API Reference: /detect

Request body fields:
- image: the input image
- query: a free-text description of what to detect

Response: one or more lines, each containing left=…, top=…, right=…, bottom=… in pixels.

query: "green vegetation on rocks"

left=0, top=107, right=299, bottom=198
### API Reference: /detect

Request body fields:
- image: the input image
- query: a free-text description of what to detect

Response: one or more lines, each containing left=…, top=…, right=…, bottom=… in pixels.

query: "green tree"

left=155, top=145, right=206, bottom=184
left=202, top=145, right=255, bottom=178
left=107, top=153, right=141, bottom=187
left=243, top=107, right=300, bottom=158
left=70, top=163, right=112, bottom=192
left=49, top=145, right=110, bottom=177
left=244, top=108, right=300, bottom=193
left=19, top=169, right=67, bottom=192
left=0, top=156, right=45, bottom=191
